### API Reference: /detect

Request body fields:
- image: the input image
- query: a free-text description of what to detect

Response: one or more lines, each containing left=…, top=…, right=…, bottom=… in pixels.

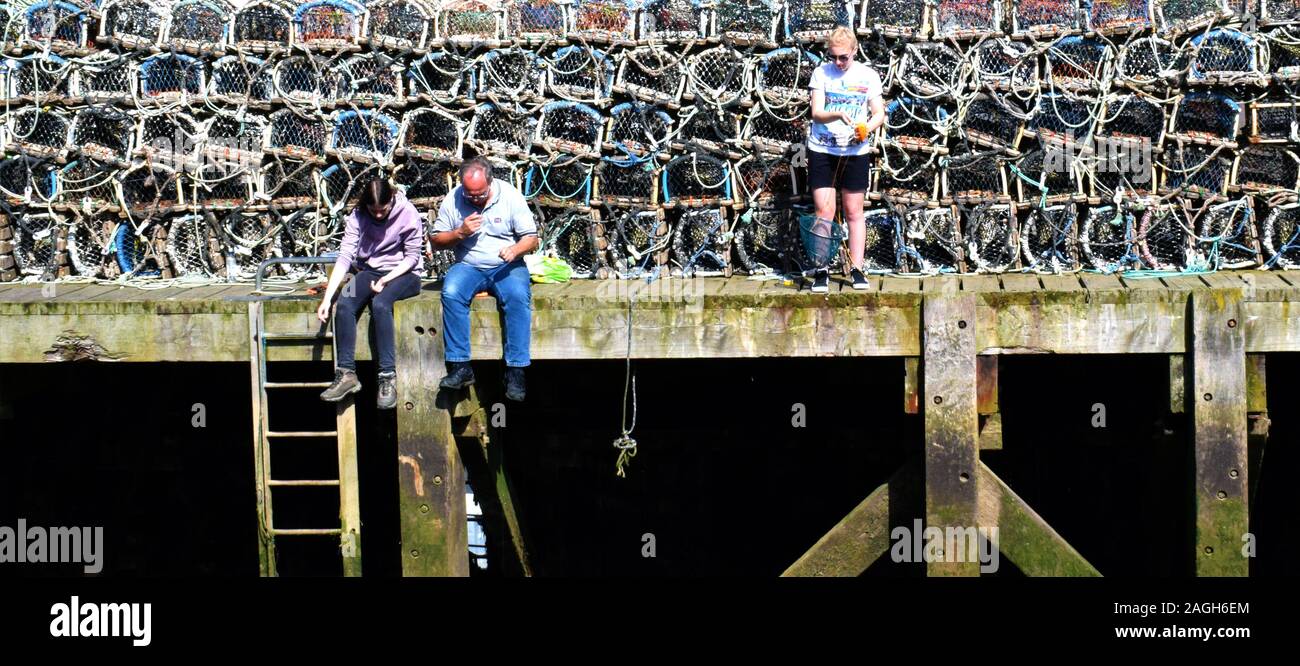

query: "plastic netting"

left=884, top=96, right=950, bottom=151
left=933, top=0, right=1002, bottom=40
left=73, top=51, right=136, bottom=103
left=121, top=163, right=183, bottom=215
left=67, top=215, right=117, bottom=277
left=1171, top=92, right=1242, bottom=146
left=639, top=0, right=705, bottom=43
left=734, top=152, right=803, bottom=205
left=605, top=207, right=669, bottom=275
left=731, top=207, right=791, bottom=274
left=477, top=47, right=545, bottom=100
left=539, top=206, right=605, bottom=276
left=329, top=109, right=401, bottom=163
left=57, top=158, right=119, bottom=214
left=673, top=104, right=740, bottom=152
left=545, top=45, right=615, bottom=103
left=1249, top=100, right=1299, bottom=142
left=1015, top=145, right=1085, bottom=204
left=101, top=0, right=166, bottom=50
left=1188, top=28, right=1268, bottom=85
left=138, top=53, right=205, bottom=102
left=857, top=207, right=899, bottom=272
left=6, top=107, right=72, bottom=160
left=606, top=102, right=672, bottom=156
left=1197, top=198, right=1258, bottom=268
left=191, top=159, right=256, bottom=209
left=1089, top=0, right=1150, bottom=34
left=275, top=54, right=345, bottom=105
left=959, top=95, right=1026, bottom=152
left=671, top=206, right=730, bottom=275
left=1263, top=0, right=1300, bottom=25
left=971, top=38, right=1036, bottom=91
left=1160, top=142, right=1233, bottom=198
left=785, top=0, right=854, bottom=43
left=614, top=45, right=687, bottom=105
left=261, top=156, right=320, bottom=208
left=876, top=146, right=940, bottom=204
left=12, top=212, right=65, bottom=277
left=0, top=156, right=59, bottom=206
left=293, top=0, right=364, bottom=50
left=742, top=104, right=809, bottom=153
left=204, top=112, right=267, bottom=165
left=1155, top=0, right=1228, bottom=36
left=898, top=42, right=963, bottom=97
left=755, top=47, right=818, bottom=108
left=395, top=158, right=454, bottom=206
left=22, top=1, right=88, bottom=53
left=860, top=0, right=927, bottom=38
left=1268, top=26, right=1300, bottom=79
left=232, top=1, right=293, bottom=52
left=406, top=50, right=470, bottom=103
left=1020, top=203, right=1080, bottom=272
left=209, top=55, right=275, bottom=106
left=135, top=111, right=201, bottom=167
left=1031, top=92, right=1100, bottom=145
left=1116, top=36, right=1187, bottom=88
left=943, top=149, right=1007, bottom=203
left=166, top=1, right=232, bottom=53
left=336, top=53, right=405, bottom=106
left=1046, top=36, right=1114, bottom=92
left=10, top=55, right=72, bottom=102
left=964, top=202, right=1017, bottom=272
left=165, top=213, right=222, bottom=277
left=662, top=151, right=732, bottom=206
left=523, top=155, right=595, bottom=207
left=1080, top=205, right=1135, bottom=272
left=1134, top=204, right=1192, bottom=270
left=466, top=101, right=537, bottom=156
left=715, top=0, right=779, bottom=46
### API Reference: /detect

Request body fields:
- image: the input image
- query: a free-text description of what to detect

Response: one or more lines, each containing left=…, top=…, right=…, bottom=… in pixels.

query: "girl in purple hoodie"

left=316, top=178, right=425, bottom=409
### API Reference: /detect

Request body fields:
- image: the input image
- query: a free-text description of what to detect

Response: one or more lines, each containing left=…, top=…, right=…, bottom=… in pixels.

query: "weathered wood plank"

left=977, top=300, right=1187, bottom=354
left=1170, top=355, right=1186, bottom=414
left=976, top=463, right=1101, bottom=576
left=1201, top=272, right=1244, bottom=290
left=1239, top=272, right=1294, bottom=301
left=0, top=284, right=93, bottom=303
left=977, top=356, right=998, bottom=415
left=336, top=392, right=362, bottom=578
left=1117, top=275, right=1166, bottom=291
left=999, top=274, right=1041, bottom=292
left=1039, top=274, right=1083, bottom=292
left=1191, top=290, right=1249, bottom=576
left=961, top=275, right=1003, bottom=293
left=782, top=459, right=921, bottom=577
left=923, top=295, right=980, bottom=576
left=394, top=299, right=468, bottom=577
left=1078, top=273, right=1124, bottom=291
left=1246, top=354, right=1267, bottom=413
left=452, top=385, right=533, bottom=577
left=922, top=275, right=960, bottom=294
left=880, top=276, right=922, bottom=293
left=1160, top=275, right=1208, bottom=291
left=978, top=413, right=1002, bottom=451
left=903, top=357, right=919, bottom=414
left=1241, top=301, right=1300, bottom=352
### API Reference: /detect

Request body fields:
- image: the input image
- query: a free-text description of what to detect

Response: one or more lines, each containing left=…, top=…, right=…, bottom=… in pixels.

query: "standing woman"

left=806, top=26, right=887, bottom=293
left=317, top=178, right=425, bottom=409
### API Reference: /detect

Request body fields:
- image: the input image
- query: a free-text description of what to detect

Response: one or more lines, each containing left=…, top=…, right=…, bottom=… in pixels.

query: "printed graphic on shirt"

left=808, top=64, right=882, bottom=156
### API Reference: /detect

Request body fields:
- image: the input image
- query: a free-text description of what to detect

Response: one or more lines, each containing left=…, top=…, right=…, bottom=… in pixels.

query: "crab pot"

left=524, top=157, right=597, bottom=209
left=466, top=103, right=537, bottom=158
left=535, top=101, right=605, bottom=157
left=1019, top=203, right=1081, bottom=272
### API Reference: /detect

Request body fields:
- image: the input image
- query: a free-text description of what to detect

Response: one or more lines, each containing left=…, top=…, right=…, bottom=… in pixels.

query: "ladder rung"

left=264, top=381, right=334, bottom=389
left=272, top=528, right=343, bottom=536
left=263, top=332, right=334, bottom=341
left=266, top=430, right=338, bottom=438
left=268, top=479, right=341, bottom=487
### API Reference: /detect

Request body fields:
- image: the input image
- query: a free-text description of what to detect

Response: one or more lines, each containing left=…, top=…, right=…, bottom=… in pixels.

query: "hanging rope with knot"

left=613, top=282, right=639, bottom=478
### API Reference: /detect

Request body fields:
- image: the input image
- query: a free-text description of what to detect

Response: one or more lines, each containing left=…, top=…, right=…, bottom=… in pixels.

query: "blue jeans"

left=335, top=269, right=422, bottom=374
left=440, top=260, right=532, bottom=367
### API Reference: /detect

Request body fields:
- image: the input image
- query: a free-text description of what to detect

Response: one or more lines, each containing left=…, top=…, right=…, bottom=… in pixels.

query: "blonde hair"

left=826, top=26, right=857, bottom=51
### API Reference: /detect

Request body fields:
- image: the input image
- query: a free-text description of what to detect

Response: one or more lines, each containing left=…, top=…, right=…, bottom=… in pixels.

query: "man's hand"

left=370, top=279, right=386, bottom=294
left=316, top=299, right=331, bottom=323
left=499, top=245, right=518, bottom=263
left=457, top=213, right=483, bottom=240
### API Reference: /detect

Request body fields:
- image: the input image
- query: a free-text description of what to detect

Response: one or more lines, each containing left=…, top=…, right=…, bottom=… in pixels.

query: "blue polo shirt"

left=432, top=178, right=538, bottom=269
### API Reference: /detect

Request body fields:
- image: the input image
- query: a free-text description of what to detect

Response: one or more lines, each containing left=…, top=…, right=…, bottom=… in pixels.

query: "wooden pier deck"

left=0, top=271, right=1293, bottom=577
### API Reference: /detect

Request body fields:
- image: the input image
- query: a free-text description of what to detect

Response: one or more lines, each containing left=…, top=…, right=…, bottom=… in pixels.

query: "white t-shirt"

left=807, top=61, right=884, bottom=157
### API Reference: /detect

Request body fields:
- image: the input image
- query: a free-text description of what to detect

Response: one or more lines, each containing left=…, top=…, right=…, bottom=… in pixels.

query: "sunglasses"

left=830, top=53, right=852, bottom=62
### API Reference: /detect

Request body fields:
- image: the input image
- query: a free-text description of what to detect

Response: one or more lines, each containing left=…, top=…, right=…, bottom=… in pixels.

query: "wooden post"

left=1191, top=290, right=1249, bottom=577
left=923, top=295, right=981, bottom=576
left=903, top=357, right=919, bottom=414
left=1169, top=355, right=1185, bottom=414
left=336, top=397, right=362, bottom=577
left=247, top=302, right=276, bottom=577
left=394, top=300, right=469, bottom=577
left=1245, top=354, right=1269, bottom=513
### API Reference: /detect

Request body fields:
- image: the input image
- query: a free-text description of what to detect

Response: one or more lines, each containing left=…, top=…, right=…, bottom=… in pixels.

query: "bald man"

left=429, top=156, right=540, bottom=401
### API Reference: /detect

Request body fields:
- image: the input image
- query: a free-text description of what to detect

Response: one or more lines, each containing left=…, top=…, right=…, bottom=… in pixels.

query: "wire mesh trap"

left=190, top=159, right=257, bottom=209
left=614, top=44, right=687, bottom=107
left=1133, top=203, right=1192, bottom=270
left=1188, top=28, right=1269, bottom=86
left=1154, top=0, right=1229, bottom=37
left=685, top=44, right=750, bottom=107
left=329, top=109, right=402, bottom=164
left=732, top=206, right=793, bottom=274
left=220, top=210, right=284, bottom=279
left=860, top=0, right=928, bottom=39
left=1030, top=92, right=1100, bottom=146
left=507, top=0, right=568, bottom=43
left=535, top=100, right=605, bottom=156
left=1116, top=36, right=1187, bottom=89
left=477, top=47, right=545, bottom=101
left=67, top=214, right=119, bottom=277
left=279, top=209, right=341, bottom=272
left=593, top=155, right=658, bottom=206
left=261, top=156, right=320, bottom=209
left=165, top=0, right=233, bottom=55
left=21, top=1, right=89, bottom=54
left=1019, top=202, right=1080, bottom=272
left=523, top=155, right=596, bottom=208
left=605, top=102, right=672, bottom=156
left=1091, top=93, right=1165, bottom=198
left=232, top=1, right=294, bottom=53
left=604, top=207, right=669, bottom=275
left=71, top=50, right=136, bottom=103
left=1159, top=142, right=1233, bottom=199
left=1010, top=0, right=1079, bottom=39
left=884, top=96, right=951, bottom=152
left=898, top=42, right=963, bottom=98
left=1231, top=144, right=1300, bottom=196
left=638, top=0, right=706, bottom=43
left=319, top=157, right=385, bottom=215
left=5, top=106, right=72, bottom=162
left=165, top=213, right=223, bottom=277
left=406, top=49, right=470, bottom=104
left=11, top=211, right=66, bottom=277
left=336, top=53, right=406, bottom=107
left=99, top=0, right=166, bottom=51
left=899, top=204, right=962, bottom=273
left=671, top=104, right=740, bottom=153
left=854, top=207, right=899, bottom=272
left=71, top=107, right=134, bottom=166
left=364, top=0, right=433, bottom=52
left=568, top=0, right=637, bottom=44
left=1080, top=205, right=1135, bottom=272
left=135, top=111, right=201, bottom=168
left=466, top=101, right=537, bottom=157
left=267, top=108, right=329, bottom=161
left=661, top=151, right=732, bottom=207
left=1045, top=36, right=1114, bottom=93
left=742, top=104, right=809, bottom=155
left=715, top=0, right=779, bottom=47
left=785, top=0, right=855, bottom=44
left=874, top=146, right=941, bottom=205
left=544, top=45, right=615, bottom=103
left=970, top=38, right=1037, bottom=91
left=0, top=155, right=59, bottom=206
left=1261, top=202, right=1300, bottom=268
left=755, top=47, right=818, bottom=109
left=1170, top=91, right=1243, bottom=147
left=293, top=0, right=365, bottom=50
left=1196, top=198, right=1258, bottom=268
left=1249, top=99, right=1299, bottom=143
left=8, top=54, right=73, bottom=103
left=396, top=107, right=463, bottom=160
left=1087, top=0, right=1150, bottom=35
left=959, top=95, right=1026, bottom=154
left=138, top=53, right=206, bottom=104
left=1014, top=145, right=1087, bottom=204
left=208, top=55, right=275, bottom=107
left=1268, top=26, right=1300, bottom=80
left=538, top=207, right=607, bottom=277
left=943, top=149, right=1009, bottom=205
left=1263, top=0, right=1300, bottom=25
left=437, top=0, right=505, bottom=45
left=203, top=111, right=267, bottom=166
left=932, top=0, right=1002, bottom=40
left=962, top=203, right=1018, bottom=272
left=55, top=158, right=119, bottom=215
left=121, top=162, right=184, bottom=215
left=733, top=152, right=803, bottom=206
left=274, top=54, right=346, bottom=106
left=395, top=158, right=455, bottom=206
left=671, top=206, right=730, bottom=276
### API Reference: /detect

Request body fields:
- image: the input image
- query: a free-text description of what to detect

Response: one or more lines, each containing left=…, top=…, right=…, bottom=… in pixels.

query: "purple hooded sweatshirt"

left=333, top=190, right=425, bottom=276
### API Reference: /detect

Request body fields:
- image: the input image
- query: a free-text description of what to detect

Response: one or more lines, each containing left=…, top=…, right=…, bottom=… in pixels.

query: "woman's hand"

left=838, top=111, right=855, bottom=125
left=316, top=299, right=331, bottom=323
left=371, top=278, right=386, bottom=294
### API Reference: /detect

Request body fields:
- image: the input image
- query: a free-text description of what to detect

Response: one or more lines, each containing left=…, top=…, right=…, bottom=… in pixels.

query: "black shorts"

left=807, top=149, right=872, bottom=192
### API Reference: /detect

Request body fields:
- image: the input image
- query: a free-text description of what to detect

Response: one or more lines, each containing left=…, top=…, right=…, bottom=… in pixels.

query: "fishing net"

left=10, top=55, right=72, bottom=103
left=477, top=47, right=545, bottom=100
left=1249, top=99, right=1299, bottom=143
left=1011, top=0, right=1079, bottom=38
left=6, top=107, right=72, bottom=161
left=742, top=105, right=809, bottom=154
left=209, top=55, right=275, bottom=107
left=523, top=155, right=596, bottom=208
left=883, top=96, right=951, bottom=151
left=672, top=105, right=741, bottom=153
left=715, top=0, right=780, bottom=47
left=1088, top=0, right=1150, bottom=35
left=1091, top=93, right=1164, bottom=198
left=732, top=206, right=794, bottom=274
left=121, top=163, right=183, bottom=215
left=536, top=100, right=606, bottom=156
left=136, top=111, right=201, bottom=167
left=733, top=152, right=803, bottom=205
left=319, top=160, right=386, bottom=210
left=191, top=159, right=256, bottom=209
left=0, top=156, right=59, bottom=206
left=1261, top=202, right=1300, bottom=269
left=595, top=156, right=659, bottom=206
left=100, top=0, right=166, bottom=51
left=166, top=213, right=222, bottom=277
left=260, top=156, right=320, bottom=209
left=568, top=0, right=637, bottom=44
left=268, top=108, right=329, bottom=161
left=959, top=95, right=1026, bottom=153
left=1014, top=146, right=1086, bottom=205
left=898, top=42, right=963, bottom=98
left=508, top=0, right=568, bottom=43
left=875, top=146, right=941, bottom=204
left=71, top=107, right=134, bottom=166
left=56, top=158, right=119, bottom=215
left=1232, top=145, right=1300, bottom=194
left=166, top=0, right=232, bottom=54
left=1134, top=203, right=1192, bottom=270
left=395, top=158, right=455, bottom=206
left=67, top=214, right=118, bottom=277
left=539, top=206, right=606, bottom=277
left=785, top=0, right=854, bottom=44
left=22, top=1, right=88, bottom=53
left=274, top=54, right=345, bottom=105
left=971, top=38, right=1036, bottom=91
left=397, top=107, right=463, bottom=160
left=138, top=53, right=205, bottom=103
left=900, top=205, right=962, bottom=273
left=12, top=212, right=65, bottom=277
left=1196, top=198, right=1258, bottom=268
left=662, top=152, right=732, bottom=207
left=1116, top=36, right=1187, bottom=88
left=337, top=53, right=405, bottom=107
left=943, top=149, right=1008, bottom=204
left=671, top=206, right=730, bottom=276
left=72, top=51, right=136, bottom=104
left=406, top=50, right=470, bottom=104
left=686, top=45, right=750, bottom=107
left=466, top=102, right=537, bottom=157
left=860, top=0, right=927, bottom=38
left=1031, top=92, right=1100, bottom=146
left=606, top=102, right=672, bottom=157
left=605, top=207, right=670, bottom=276
left=1263, top=0, right=1300, bottom=24
left=437, top=0, right=505, bottom=45
left=293, top=0, right=365, bottom=50
left=1046, top=36, right=1113, bottom=93
left=1171, top=92, right=1242, bottom=147
left=1188, top=28, right=1268, bottom=86
left=544, top=44, right=615, bottom=103
left=1267, top=26, right=1300, bottom=80
left=638, top=0, right=705, bottom=43
left=232, top=1, right=293, bottom=53
left=797, top=209, right=846, bottom=270
left=1159, top=142, right=1233, bottom=199
left=1020, top=202, right=1080, bottom=272
left=964, top=202, right=1018, bottom=272
left=614, top=45, right=687, bottom=106
left=933, top=0, right=1002, bottom=40
left=1154, top=0, right=1228, bottom=36
left=365, top=0, right=432, bottom=51
left=1080, top=205, right=1135, bottom=272
left=204, top=112, right=267, bottom=167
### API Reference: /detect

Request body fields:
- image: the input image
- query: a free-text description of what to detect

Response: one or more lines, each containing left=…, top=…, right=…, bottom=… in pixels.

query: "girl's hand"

left=316, top=299, right=331, bottom=323
left=371, top=279, right=386, bottom=294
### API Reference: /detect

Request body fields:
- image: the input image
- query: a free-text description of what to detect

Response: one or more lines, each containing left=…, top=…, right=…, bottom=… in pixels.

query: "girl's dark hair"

left=358, top=178, right=395, bottom=209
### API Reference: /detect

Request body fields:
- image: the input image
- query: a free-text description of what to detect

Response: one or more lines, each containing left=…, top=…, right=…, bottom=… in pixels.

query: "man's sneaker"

left=504, top=367, right=526, bottom=402
left=376, top=371, right=397, bottom=410
left=850, top=267, right=870, bottom=290
left=811, top=270, right=830, bottom=294
left=320, top=369, right=361, bottom=402
left=439, top=362, right=475, bottom=390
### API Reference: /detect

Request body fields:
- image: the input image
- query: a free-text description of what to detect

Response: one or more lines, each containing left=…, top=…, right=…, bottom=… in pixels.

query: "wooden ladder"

left=247, top=301, right=362, bottom=576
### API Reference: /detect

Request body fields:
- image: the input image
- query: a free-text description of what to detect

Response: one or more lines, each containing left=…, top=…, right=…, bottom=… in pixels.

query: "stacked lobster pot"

left=2, top=0, right=1300, bottom=285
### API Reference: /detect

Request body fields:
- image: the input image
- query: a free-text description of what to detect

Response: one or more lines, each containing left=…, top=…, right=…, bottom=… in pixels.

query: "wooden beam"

left=394, top=301, right=468, bottom=577
left=903, top=357, right=919, bottom=414
left=1170, top=355, right=1186, bottom=414
left=979, top=413, right=1003, bottom=451
left=453, top=385, right=534, bottom=577
left=976, top=463, right=1101, bottom=576
left=1245, top=354, right=1269, bottom=514
left=977, top=356, right=998, bottom=415
left=782, top=459, right=922, bottom=577
left=923, top=295, right=980, bottom=576
left=1190, top=290, right=1249, bottom=577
